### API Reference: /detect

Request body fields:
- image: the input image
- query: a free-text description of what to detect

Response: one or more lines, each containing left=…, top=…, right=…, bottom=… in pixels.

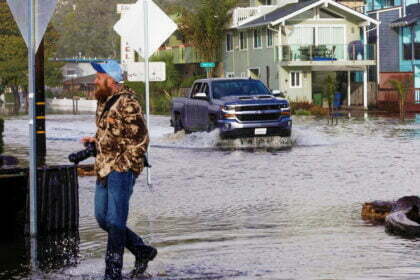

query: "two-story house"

left=223, top=0, right=379, bottom=109
left=364, top=0, right=420, bottom=111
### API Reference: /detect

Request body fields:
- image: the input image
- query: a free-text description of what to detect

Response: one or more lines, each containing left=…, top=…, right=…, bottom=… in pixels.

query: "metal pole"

left=28, top=0, right=38, bottom=270
left=144, top=0, right=152, bottom=186
left=35, top=39, right=46, bottom=166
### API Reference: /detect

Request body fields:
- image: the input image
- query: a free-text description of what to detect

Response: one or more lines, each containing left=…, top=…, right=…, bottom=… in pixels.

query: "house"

left=223, top=0, right=379, bottom=108
left=364, top=0, right=420, bottom=111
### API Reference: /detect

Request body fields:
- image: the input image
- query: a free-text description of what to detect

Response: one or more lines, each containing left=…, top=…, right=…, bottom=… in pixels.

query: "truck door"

left=195, top=83, right=211, bottom=130
left=185, top=82, right=202, bottom=130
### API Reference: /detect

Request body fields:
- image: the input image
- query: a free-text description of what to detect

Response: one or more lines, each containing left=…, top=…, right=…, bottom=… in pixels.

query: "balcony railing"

left=232, top=5, right=277, bottom=27
left=153, top=46, right=204, bottom=64
left=278, top=44, right=376, bottom=62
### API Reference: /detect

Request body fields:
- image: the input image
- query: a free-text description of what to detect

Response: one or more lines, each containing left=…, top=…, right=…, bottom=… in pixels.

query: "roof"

left=390, top=4, right=420, bottom=27
left=237, top=0, right=379, bottom=29
left=63, top=74, right=96, bottom=84
left=239, top=0, right=319, bottom=29
left=52, top=58, right=119, bottom=63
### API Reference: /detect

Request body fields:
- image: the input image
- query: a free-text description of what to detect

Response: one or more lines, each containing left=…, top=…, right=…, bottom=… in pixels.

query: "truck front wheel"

left=207, top=116, right=217, bottom=132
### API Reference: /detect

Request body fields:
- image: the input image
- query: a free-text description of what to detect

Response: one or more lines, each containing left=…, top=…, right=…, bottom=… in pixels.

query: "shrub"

left=290, top=101, right=329, bottom=117
left=294, top=109, right=311, bottom=116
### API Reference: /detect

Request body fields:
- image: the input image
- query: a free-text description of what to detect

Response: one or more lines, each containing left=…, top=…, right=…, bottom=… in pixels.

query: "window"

left=290, top=71, right=302, bottom=88
left=403, top=25, right=420, bottom=60
left=253, top=29, right=262, bottom=49
left=200, top=83, right=210, bottom=96
left=191, top=83, right=202, bottom=97
left=267, top=28, right=273, bottom=47
left=288, top=26, right=315, bottom=45
left=226, top=33, right=233, bottom=52
left=240, top=32, right=247, bottom=50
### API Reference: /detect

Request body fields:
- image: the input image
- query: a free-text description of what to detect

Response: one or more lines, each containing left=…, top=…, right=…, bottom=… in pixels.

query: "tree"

left=178, top=0, right=237, bottom=75
left=0, top=1, right=63, bottom=111
left=389, top=77, right=412, bottom=121
left=52, top=0, right=134, bottom=59
left=151, top=53, right=181, bottom=97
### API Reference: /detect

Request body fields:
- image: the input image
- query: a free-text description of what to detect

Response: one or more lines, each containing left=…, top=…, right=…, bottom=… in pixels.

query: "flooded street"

left=2, top=114, right=420, bottom=279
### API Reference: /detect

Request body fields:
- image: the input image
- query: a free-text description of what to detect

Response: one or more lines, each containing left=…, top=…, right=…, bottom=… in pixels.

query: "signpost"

left=114, top=0, right=177, bottom=186
left=200, top=62, right=216, bottom=78
left=7, top=0, right=58, bottom=271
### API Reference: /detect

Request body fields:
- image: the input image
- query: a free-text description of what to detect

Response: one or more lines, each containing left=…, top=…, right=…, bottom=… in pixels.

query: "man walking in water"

left=82, top=60, right=157, bottom=280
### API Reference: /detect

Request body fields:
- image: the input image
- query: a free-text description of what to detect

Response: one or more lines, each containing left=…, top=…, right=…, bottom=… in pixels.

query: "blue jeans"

left=95, top=170, right=145, bottom=280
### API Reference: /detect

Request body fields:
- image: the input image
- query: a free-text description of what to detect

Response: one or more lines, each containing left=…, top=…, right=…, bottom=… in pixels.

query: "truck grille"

left=235, top=104, right=287, bottom=111
left=237, top=114, right=279, bottom=122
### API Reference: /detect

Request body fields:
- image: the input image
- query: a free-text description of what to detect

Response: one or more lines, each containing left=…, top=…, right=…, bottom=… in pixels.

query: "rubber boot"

left=104, top=226, right=126, bottom=280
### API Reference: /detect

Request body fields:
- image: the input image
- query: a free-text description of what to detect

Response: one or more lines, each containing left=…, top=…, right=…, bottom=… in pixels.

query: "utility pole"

left=35, top=38, right=46, bottom=166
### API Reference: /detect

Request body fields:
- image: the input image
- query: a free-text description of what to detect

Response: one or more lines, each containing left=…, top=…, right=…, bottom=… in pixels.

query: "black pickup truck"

left=170, top=78, right=292, bottom=138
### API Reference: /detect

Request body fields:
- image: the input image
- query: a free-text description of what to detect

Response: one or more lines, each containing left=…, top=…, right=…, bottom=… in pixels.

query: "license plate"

left=254, top=128, right=267, bottom=135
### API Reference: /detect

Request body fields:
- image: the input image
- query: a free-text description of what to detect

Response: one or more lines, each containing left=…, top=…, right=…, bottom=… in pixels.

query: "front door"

left=185, top=82, right=202, bottom=129
left=195, top=83, right=210, bottom=130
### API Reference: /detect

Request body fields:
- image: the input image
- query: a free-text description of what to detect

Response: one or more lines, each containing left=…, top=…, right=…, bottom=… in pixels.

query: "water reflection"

left=2, top=114, right=420, bottom=279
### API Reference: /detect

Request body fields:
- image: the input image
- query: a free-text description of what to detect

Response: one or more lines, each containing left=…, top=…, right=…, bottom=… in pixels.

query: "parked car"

left=170, top=78, right=292, bottom=138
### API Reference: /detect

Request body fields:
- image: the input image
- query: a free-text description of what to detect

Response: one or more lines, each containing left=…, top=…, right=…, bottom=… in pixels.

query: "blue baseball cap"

left=91, top=60, right=123, bottom=83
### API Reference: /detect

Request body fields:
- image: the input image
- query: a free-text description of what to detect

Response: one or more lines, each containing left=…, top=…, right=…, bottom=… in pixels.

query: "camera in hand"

left=69, top=142, right=97, bottom=164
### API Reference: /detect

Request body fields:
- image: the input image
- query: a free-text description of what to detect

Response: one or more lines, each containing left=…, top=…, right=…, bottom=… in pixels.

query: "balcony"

left=231, top=5, right=278, bottom=27
left=153, top=46, right=204, bottom=64
left=278, top=44, right=376, bottom=64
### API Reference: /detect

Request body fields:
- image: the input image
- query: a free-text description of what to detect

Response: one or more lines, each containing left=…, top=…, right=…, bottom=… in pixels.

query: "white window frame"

left=253, top=29, right=262, bottom=49
left=239, top=31, right=248, bottom=50
left=290, top=71, right=302, bottom=88
left=267, top=28, right=274, bottom=48
left=226, top=33, right=234, bottom=52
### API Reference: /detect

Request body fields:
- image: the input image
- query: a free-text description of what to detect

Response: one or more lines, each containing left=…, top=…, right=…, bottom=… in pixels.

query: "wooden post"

left=35, top=39, right=46, bottom=166
left=347, top=71, right=351, bottom=108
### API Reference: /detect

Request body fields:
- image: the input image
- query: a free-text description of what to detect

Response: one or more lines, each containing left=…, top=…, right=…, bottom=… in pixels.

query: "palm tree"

left=177, top=0, right=237, bottom=76
left=389, top=77, right=412, bottom=121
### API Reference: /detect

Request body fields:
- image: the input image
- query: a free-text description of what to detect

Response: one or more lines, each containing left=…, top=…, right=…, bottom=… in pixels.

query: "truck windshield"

left=212, top=80, right=271, bottom=99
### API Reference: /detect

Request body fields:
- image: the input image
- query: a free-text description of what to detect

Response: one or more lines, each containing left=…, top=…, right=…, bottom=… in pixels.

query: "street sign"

left=7, top=0, right=58, bottom=51
left=200, top=62, right=216, bottom=68
left=126, top=62, right=166, bottom=82
left=114, top=0, right=177, bottom=186
left=114, top=0, right=177, bottom=59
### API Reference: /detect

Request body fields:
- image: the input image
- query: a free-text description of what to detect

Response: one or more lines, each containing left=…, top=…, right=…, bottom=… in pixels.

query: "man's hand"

left=81, top=136, right=96, bottom=144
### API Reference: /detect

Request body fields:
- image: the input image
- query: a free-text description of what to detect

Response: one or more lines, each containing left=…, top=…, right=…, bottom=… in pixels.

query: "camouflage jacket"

left=95, top=86, right=149, bottom=178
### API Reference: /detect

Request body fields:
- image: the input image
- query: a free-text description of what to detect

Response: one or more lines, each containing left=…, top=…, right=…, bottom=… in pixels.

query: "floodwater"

left=1, top=113, right=420, bottom=280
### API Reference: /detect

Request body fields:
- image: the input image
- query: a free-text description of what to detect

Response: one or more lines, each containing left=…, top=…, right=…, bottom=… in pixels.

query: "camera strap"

left=99, top=94, right=124, bottom=122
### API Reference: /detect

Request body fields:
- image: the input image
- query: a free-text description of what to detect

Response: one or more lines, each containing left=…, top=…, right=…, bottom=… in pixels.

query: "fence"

left=377, top=88, right=420, bottom=112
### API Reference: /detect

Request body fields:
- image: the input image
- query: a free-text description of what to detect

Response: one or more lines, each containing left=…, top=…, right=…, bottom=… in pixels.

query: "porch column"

left=278, top=26, right=282, bottom=61
left=363, top=68, right=368, bottom=110
left=347, top=71, right=351, bottom=108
